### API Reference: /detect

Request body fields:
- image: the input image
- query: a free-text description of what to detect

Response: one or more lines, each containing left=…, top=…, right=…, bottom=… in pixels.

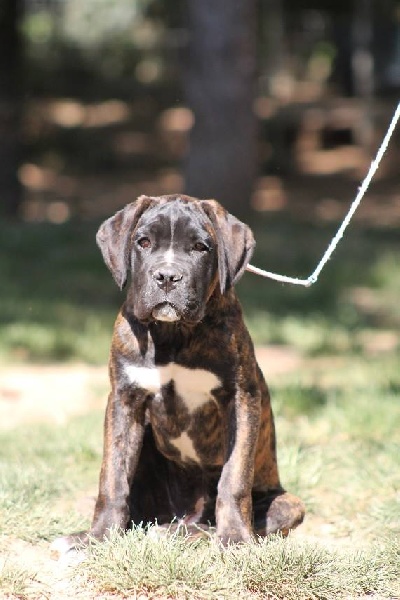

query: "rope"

left=246, top=101, right=400, bottom=287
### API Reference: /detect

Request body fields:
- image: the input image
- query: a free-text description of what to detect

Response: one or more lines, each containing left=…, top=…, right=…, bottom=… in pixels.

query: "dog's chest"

left=124, top=363, right=224, bottom=464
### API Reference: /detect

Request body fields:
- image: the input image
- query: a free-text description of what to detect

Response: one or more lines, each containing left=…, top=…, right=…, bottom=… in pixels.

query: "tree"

left=0, top=0, right=22, bottom=218
left=183, top=0, right=257, bottom=218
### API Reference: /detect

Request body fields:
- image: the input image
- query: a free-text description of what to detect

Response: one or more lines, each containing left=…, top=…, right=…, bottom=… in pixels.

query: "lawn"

left=0, top=200, right=399, bottom=598
left=1, top=356, right=399, bottom=598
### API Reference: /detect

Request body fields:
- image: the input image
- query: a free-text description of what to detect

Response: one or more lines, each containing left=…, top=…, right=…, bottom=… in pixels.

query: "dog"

left=53, top=194, right=304, bottom=554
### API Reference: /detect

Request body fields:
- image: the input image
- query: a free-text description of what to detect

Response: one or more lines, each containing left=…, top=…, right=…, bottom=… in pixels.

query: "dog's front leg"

left=216, top=389, right=261, bottom=545
left=50, top=387, right=145, bottom=558
left=90, top=386, right=145, bottom=539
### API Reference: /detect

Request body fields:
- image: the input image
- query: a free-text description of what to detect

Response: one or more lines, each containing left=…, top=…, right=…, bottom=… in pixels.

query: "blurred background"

left=0, top=0, right=400, bottom=371
left=2, top=4, right=400, bottom=578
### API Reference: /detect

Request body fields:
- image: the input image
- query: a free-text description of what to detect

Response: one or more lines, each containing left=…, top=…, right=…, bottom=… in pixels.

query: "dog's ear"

left=200, top=200, right=255, bottom=293
left=96, top=196, right=153, bottom=289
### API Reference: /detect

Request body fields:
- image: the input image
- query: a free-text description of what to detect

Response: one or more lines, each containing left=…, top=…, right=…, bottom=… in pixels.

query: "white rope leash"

left=246, top=101, right=400, bottom=287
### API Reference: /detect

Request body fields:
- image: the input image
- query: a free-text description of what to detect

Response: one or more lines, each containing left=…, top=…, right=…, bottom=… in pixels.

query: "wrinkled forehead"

left=135, top=199, right=214, bottom=239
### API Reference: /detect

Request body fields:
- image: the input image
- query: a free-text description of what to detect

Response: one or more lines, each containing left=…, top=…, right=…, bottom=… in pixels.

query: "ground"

left=1, top=345, right=395, bottom=600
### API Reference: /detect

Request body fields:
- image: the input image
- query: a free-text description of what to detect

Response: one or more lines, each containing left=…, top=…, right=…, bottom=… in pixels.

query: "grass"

left=0, top=361, right=399, bottom=598
left=0, top=220, right=117, bottom=364
left=76, top=369, right=400, bottom=598
left=76, top=381, right=400, bottom=598
left=0, top=560, right=38, bottom=600
left=0, top=412, right=102, bottom=542
left=79, top=528, right=400, bottom=600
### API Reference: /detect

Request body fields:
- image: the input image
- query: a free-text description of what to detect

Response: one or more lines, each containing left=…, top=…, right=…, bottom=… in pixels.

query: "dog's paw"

left=261, top=492, right=305, bottom=536
left=50, top=533, right=88, bottom=561
left=216, top=522, right=254, bottom=547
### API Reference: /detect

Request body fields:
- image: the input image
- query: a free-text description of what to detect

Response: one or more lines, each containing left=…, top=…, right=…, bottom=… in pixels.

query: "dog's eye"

left=137, top=237, right=151, bottom=249
left=192, top=242, right=209, bottom=252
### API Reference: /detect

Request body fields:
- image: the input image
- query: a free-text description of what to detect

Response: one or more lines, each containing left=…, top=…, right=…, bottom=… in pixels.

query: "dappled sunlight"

left=19, top=167, right=187, bottom=222
left=45, top=99, right=131, bottom=128
left=157, top=107, right=194, bottom=133
left=156, top=169, right=184, bottom=194
left=46, top=201, right=71, bottom=224
left=46, top=99, right=86, bottom=128
left=19, top=163, right=76, bottom=196
left=251, top=176, right=287, bottom=211
left=357, top=330, right=399, bottom=356
left=135, top=58, right=163, bottom=84
left=355, top=193, right=400, bottom=226
left=18, top=163, right=77, bottom=222
left=156, top=108, right=193, bottom=161
left=347, top=286, right=388, bottom=317
left=296, top=145, right=369, bottom=176
left=112, top=131, right=152, bottom=157
left=16, top=95, right=400, bottom=230
left=83, top=100, right=130, bottom=128
left=314, top=198, right=347, bottom=222
left=294, top=103, right=371, bottom=176
left=315, top=193, right=400, bottom=226
left=21, top=199, right=70, bottom=223
left=18, top=163, right=57, bottom=190
left=156, top=108, right=194, bottom=161
left=18, top=97, right=195, bottom=222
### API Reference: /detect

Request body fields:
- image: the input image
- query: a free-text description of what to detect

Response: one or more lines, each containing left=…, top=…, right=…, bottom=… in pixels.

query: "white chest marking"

left=124, top=363, right=220, bottom=463
left=124, top=363, right=221, bottom=413
left=124, top=365, right=162, bottom=392
left=170, top=431, right=198, bottom=462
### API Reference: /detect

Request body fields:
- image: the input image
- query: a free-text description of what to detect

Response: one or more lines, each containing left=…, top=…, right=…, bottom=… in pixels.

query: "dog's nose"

left=153, top=267, right=183, bottom=292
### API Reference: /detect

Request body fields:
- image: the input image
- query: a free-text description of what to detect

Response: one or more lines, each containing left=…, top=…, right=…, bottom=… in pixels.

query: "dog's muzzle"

left=150, top=263, right=184, bottom=322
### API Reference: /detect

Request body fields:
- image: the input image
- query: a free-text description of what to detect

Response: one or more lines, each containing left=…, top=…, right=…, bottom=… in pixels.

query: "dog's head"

left=96, top=194, right=255, bottom=323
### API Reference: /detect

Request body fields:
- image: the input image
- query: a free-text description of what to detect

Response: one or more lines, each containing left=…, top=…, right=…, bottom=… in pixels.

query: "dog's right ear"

left=96, top=196, right=153, bottom=289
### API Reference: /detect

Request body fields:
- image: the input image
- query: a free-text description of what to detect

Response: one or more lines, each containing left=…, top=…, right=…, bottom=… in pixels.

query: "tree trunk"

left=0, top=0, right=22, bottom=218
left=352, top=0, right=374, bottom=147
left=183, top=0, right=257, bottom=219
left=262, top=0, right=285, bottom=94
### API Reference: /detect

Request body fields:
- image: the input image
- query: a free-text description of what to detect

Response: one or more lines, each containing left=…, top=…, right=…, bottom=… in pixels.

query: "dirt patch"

left=0, top=364, right=108, bottom=430
left=0, top=537, right=118, bottom=600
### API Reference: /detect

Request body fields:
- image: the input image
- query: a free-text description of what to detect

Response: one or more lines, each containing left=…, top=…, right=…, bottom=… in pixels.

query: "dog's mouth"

left=151, top=302, right=181, bottom=323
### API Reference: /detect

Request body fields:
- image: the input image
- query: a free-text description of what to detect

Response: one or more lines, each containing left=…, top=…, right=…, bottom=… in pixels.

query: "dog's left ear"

left=96, top=196, right=153, bottom=289
left=201, top=200, right=255, bottom=293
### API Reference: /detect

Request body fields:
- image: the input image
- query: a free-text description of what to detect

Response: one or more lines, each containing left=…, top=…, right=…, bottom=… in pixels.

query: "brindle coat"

left=53, top=194, right=304, bottom=553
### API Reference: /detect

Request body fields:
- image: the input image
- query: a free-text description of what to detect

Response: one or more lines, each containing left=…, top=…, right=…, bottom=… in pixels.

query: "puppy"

left=53, top=194, right=304, bottom=554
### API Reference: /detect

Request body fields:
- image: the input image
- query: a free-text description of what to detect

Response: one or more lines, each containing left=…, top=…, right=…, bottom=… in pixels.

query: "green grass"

left=79, top=528, right=400, bottom=600
left=0, top=220, right=117, bottom=364
left=1, top=362, right=399, bottom=598
left=0, top=560, right=38, bottom=600
left=77, top=370, right=400, bottom=598
left=78, top=370, right=400, bottom=598
left=275, top=371, right=400, bottom=539
left=0, top=412, right=102, bottom=542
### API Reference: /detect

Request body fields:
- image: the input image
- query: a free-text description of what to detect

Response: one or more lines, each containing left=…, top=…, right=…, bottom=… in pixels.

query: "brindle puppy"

left=53, top=194, right=304, bottom=554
